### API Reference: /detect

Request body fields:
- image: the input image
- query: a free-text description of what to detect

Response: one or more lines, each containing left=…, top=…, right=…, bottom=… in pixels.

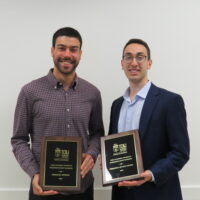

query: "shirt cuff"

left=149, top=170, right=155, bottom=182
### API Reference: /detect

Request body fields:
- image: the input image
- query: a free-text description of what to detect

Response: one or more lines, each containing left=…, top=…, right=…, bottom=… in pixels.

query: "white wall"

left=0, top=0, right=199, bottom=199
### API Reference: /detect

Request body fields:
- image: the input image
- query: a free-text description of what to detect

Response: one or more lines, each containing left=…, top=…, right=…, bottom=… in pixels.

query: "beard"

left=53, top=57, right=79, bottom=75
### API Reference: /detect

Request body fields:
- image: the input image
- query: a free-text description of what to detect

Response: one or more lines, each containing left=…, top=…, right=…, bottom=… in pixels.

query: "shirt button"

left=67, top=124, right=70, bottom=128
left=66, top=108, right=70, bottom=112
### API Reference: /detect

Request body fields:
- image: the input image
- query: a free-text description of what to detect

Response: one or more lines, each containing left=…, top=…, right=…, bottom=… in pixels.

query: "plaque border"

left=40, top=136, right=82, bottom=191
left=101, top=130, right=144, bottom=186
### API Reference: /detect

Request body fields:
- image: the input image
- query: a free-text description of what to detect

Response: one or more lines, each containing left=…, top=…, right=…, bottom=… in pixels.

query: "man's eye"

left=70, top=48, right=78, bottom=53
left=137, top=56, right=144, bottom=60
left=125, top=56, right=132, bottom=59
left=58, top=47, right=65, bottom=51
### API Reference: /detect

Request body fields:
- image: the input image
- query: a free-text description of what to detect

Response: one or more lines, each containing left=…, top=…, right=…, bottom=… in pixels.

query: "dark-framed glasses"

left=123, top=54, right=147, bottom=64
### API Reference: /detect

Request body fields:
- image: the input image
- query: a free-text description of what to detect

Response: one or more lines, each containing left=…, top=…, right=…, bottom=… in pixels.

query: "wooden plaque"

left=40, top=136, right=82, bottom=191
left=101, top=130, right=144, bottom=186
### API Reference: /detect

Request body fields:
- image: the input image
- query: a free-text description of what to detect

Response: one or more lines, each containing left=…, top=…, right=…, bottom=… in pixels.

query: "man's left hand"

left=118, top=170, right=152, bottom=187
left=81, top=153, right=94, bottom=178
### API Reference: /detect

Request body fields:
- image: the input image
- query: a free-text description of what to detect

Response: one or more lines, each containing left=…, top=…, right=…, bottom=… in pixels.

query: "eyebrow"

left=56, top=44, right=79, bottom=49
left=124, top=52, right=146, bottom=56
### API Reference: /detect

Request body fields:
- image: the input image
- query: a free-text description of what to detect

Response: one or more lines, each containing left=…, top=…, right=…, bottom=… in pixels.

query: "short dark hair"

left=122, top=38, right=151, bottom=59
left=52, top=27, right=82, bottom=48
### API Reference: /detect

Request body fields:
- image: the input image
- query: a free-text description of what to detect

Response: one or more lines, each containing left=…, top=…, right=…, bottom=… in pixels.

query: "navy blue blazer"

left=109, top=83, right=190, bottom=200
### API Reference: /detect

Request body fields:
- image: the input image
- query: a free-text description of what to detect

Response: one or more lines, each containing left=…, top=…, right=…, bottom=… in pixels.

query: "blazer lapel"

left=139, top=84, right=160, bottom=140
left=113, top=97, right=124, bottom=133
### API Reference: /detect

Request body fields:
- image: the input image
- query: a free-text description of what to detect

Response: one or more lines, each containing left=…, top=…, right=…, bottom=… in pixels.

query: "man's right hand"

left=32, top=174, right=59, bottom=196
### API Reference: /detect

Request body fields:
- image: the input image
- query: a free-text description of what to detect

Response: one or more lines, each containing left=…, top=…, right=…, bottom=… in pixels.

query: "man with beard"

left=11, top=27, right=104, bottom=200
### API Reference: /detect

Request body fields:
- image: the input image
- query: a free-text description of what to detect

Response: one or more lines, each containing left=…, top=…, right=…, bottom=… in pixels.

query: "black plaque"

left=101, top=130, right=144, bottom=186
left=40, top=136, right=82, bottom=191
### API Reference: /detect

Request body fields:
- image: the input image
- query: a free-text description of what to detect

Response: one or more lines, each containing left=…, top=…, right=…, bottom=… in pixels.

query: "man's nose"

left=63, top=49, right=72, bottom=58
left=130, top=57, right=138, bottom=65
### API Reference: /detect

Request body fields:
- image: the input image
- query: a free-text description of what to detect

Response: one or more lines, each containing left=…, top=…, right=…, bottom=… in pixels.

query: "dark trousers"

left=29, top=184, right=93, bottom=200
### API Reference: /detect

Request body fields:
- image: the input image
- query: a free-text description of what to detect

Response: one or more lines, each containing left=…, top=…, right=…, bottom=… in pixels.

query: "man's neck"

left=53, top=68, right=76, bottom=90
left=129, top=79, right=149, bottom=100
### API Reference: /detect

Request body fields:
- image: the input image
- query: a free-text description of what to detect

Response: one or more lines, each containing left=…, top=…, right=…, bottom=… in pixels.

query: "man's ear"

left=121, top=59, right=124, bottom=70
left=79, top=49, right=82, bottom=58
left=51, top=47, right=54, bottom=57
left=147, top=59, right=152, bottom=70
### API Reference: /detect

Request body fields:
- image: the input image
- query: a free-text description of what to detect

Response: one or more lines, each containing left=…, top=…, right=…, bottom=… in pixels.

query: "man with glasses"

left=11, top=27, right=104, bottom=200
left=108, top=39, right=189, bottom=200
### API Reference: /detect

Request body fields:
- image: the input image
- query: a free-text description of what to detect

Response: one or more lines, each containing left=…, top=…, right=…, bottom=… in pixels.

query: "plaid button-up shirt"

left=11, top=69, right=104, bottom=193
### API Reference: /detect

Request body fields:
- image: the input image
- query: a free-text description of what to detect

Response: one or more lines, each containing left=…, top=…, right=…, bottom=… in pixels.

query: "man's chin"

left=56, top=65, right=77, bottom=75
left=60, top=69, right=75, bottom=75
left=62, top=68, right=77, bottom=75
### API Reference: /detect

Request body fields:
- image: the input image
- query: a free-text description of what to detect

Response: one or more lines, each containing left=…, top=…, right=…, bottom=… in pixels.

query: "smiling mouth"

left=59, top=59, right=75, bottom=66
left=58, top=57, right=73, bottom=63
left=129, top=69, right=139, bottom=74
left=62, top=61, right=72, bottom=64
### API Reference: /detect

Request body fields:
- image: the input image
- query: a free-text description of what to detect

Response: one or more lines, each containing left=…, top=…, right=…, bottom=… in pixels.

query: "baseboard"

left=182, top=185, right=200, bottom=200
left=0, top=188, right=28, bottom=200
left=95, top=186, right=200, bottom=200
left=94, top=187, right=111, bottom=200
left=0, top=186, right=199, bottom=200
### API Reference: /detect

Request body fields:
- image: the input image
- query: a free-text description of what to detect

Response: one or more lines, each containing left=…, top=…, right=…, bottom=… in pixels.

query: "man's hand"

left=32, top=174, right=59, bottom=196
left=118, top=170, right=152, bottom=187
left=81, top=153, right=94, bottom=178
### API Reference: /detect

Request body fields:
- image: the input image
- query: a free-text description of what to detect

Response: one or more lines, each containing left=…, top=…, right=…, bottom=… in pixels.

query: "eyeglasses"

left=123, top=54, right=147, bottom=64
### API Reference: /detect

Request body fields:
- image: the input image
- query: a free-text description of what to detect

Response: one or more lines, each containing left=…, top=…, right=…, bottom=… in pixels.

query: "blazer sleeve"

left=149, top=94, right=190, bottom=186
